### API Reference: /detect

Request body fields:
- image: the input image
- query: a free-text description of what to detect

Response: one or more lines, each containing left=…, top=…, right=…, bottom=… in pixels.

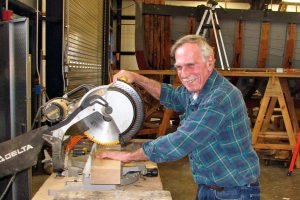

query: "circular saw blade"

left=83, top=112, right=120, bottom=146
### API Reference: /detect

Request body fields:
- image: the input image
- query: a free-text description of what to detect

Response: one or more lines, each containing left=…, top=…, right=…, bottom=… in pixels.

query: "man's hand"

left=113, top=70, right=137, bottom=83
left=113, top=70, right=162, bottom=100
left=95, top=148, right=149, bottom=163
left=96, top=151, right=132, bottom=163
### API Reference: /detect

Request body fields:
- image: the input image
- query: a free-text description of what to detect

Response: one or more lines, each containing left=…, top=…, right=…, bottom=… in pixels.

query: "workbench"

left=33, top=140, right=172, bottom=200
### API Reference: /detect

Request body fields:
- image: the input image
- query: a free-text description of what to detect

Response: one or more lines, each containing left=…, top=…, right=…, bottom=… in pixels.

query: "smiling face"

left=174, top=43, right=215, bottom=94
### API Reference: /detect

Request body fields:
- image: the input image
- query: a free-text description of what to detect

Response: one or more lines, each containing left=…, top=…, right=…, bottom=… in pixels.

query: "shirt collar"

left=190, top=69, right=218, bottom=101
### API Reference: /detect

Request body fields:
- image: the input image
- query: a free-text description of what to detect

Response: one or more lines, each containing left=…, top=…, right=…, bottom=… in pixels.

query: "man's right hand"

left=113, top=70, right=137, bottom=83
left=113, top=69, right=162, bottom=100
left=96, top=151, right=132, bottom=163
left=95, top=148, right=149, bottom=163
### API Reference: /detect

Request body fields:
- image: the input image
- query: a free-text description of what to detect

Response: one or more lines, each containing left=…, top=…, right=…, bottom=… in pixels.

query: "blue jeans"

left=196, top=181, right=260, bottom=200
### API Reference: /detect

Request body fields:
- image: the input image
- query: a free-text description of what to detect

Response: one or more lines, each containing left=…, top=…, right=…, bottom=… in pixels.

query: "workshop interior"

left=1, top=0, right=300, bottom=199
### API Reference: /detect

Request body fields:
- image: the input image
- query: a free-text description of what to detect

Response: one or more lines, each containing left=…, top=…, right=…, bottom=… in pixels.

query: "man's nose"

left=180, top=66, right=189, bottom=77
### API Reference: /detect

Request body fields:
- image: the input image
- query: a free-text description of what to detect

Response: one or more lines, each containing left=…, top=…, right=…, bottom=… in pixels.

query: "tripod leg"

left=210, top=9, right=224, bottom=70
left=202, top=11, right=212, bottom=37
left=213, top=11, right=230, bottom=70
left=196, top=9, right=209, bottom=35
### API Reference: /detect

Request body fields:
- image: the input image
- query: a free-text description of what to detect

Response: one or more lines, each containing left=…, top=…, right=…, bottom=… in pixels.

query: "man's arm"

left=95, top=148, right=148, bottom=163
left=113, top=70, right=161, bottom=100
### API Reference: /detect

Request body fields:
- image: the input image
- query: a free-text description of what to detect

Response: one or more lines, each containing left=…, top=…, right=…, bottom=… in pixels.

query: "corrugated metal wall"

left=64, top=0, right=104, bottom=91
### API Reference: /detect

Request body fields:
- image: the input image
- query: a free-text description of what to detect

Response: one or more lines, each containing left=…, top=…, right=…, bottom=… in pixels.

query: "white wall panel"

left=121, top=20, right=135, bottom=52
left=121, top=55, right=139, bottom=70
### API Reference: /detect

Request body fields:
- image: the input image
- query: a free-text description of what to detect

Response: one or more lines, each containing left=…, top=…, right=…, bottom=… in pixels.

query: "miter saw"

left=0, top=79, right=157, bottom=188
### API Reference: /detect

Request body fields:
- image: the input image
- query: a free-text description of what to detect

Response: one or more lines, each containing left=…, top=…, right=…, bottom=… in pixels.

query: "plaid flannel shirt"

left=142, top=69, right=260, bottom=187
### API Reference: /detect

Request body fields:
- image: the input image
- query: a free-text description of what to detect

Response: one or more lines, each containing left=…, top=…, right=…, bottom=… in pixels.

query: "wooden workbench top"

left=33, top=139, right=172, bottom=200
left=114, top=68, right=300, bottom=78
left=32, top=171, right=171, bottom=200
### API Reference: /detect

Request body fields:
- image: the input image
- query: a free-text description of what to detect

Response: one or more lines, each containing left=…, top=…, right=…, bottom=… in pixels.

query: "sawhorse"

left=252, top=76, right=300, bottom=168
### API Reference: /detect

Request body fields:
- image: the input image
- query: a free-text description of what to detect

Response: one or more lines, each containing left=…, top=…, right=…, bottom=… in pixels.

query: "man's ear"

left=207, top=55, right=215, bottom=72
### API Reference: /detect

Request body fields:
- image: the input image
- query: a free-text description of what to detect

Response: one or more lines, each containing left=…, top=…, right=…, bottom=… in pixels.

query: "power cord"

left=0, top=173, right=16, bottom=200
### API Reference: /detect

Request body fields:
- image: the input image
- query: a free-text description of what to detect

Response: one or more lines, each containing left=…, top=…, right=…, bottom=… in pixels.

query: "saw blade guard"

left=110, top=80, right=145, bottom=144
left=77, top=80, right=144, bottom=145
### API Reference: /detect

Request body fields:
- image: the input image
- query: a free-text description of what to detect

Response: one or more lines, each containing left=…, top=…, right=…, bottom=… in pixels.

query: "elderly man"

left=97, top=35, right=260, bottom=200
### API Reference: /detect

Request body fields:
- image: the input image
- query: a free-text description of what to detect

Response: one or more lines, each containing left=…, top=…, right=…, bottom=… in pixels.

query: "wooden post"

left=233, top=20, right=244, bottom=68
left=157, top=109, right=173, bottom=137
left=157, top=76, right=181, bottom=137
left=283, top=23, right=296, bottom=69
left=188, top=16, right=196, bottom=34
left=257, top=22, right=270, bottom=68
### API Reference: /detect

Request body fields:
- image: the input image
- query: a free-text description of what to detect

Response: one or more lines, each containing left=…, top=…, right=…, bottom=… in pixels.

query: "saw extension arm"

left=0, top=126, right=48, bottom=178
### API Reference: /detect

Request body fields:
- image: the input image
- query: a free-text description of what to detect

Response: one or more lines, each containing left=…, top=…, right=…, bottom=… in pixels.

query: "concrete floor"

left=158, top=156, right=300, bottom=200
left=32, top=156, right=300, bottom=200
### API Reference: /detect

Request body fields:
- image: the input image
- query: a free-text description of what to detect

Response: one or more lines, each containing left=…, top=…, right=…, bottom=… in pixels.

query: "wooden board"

left=113, top=68, right=300, bottom=77
left=53, top=190, right=172, bottom=200
left=233, top=20, right=244, bottom=68
left=283, top=23, right=296, bottom=69
left=91, top=145, right=122, bottom=184
left=91, top=159, right=121, bottom=185
left=188, top=16, right=196, bottom=34
left=257, top=22, right=270, bottom=68
left=143, top=0, right=171, bottom=70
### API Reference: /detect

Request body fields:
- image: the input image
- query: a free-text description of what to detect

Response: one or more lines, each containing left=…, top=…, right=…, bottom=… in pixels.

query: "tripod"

left=196, top=0, right=230, bottom=70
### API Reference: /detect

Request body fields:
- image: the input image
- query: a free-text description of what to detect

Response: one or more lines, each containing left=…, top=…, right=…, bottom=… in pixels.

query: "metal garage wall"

left=266, top=23, right=287, bottom=68
left=64, top=0, right=104, bottom=91
left=240, top=21, right=261, bottom=68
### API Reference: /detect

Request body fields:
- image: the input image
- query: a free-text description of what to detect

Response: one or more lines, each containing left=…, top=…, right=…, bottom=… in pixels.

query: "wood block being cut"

left=91, top=145, right=121, bottom=185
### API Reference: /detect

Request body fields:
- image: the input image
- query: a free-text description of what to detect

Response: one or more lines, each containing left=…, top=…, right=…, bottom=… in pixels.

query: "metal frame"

left=0, top=17, right=31, bottom=200
left=142, top=4, right=300, bottom=24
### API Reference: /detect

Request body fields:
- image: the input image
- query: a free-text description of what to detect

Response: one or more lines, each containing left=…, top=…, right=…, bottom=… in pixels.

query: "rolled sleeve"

left=142, top=104, right=226, bottom=163
left=142, top=136, right=180, bottom=163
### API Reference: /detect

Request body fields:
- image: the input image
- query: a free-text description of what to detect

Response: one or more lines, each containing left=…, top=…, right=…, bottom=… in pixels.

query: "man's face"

left=174, top=43, right=214, bottom=94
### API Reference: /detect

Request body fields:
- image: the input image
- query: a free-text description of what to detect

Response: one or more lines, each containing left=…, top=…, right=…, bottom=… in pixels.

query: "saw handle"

left=118, top=76, right=128, bottom=82
left=63, top=84, right=95, bottom=98
left=109, top=76, right=128, bottom=86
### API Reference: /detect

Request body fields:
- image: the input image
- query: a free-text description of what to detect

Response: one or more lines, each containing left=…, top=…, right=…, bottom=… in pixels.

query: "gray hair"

left=171, top=35, right=214, bottom=62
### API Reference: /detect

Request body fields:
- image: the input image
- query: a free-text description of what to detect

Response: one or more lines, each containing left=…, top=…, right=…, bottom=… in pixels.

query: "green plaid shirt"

left=142, top=69, right=260, bottom=187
